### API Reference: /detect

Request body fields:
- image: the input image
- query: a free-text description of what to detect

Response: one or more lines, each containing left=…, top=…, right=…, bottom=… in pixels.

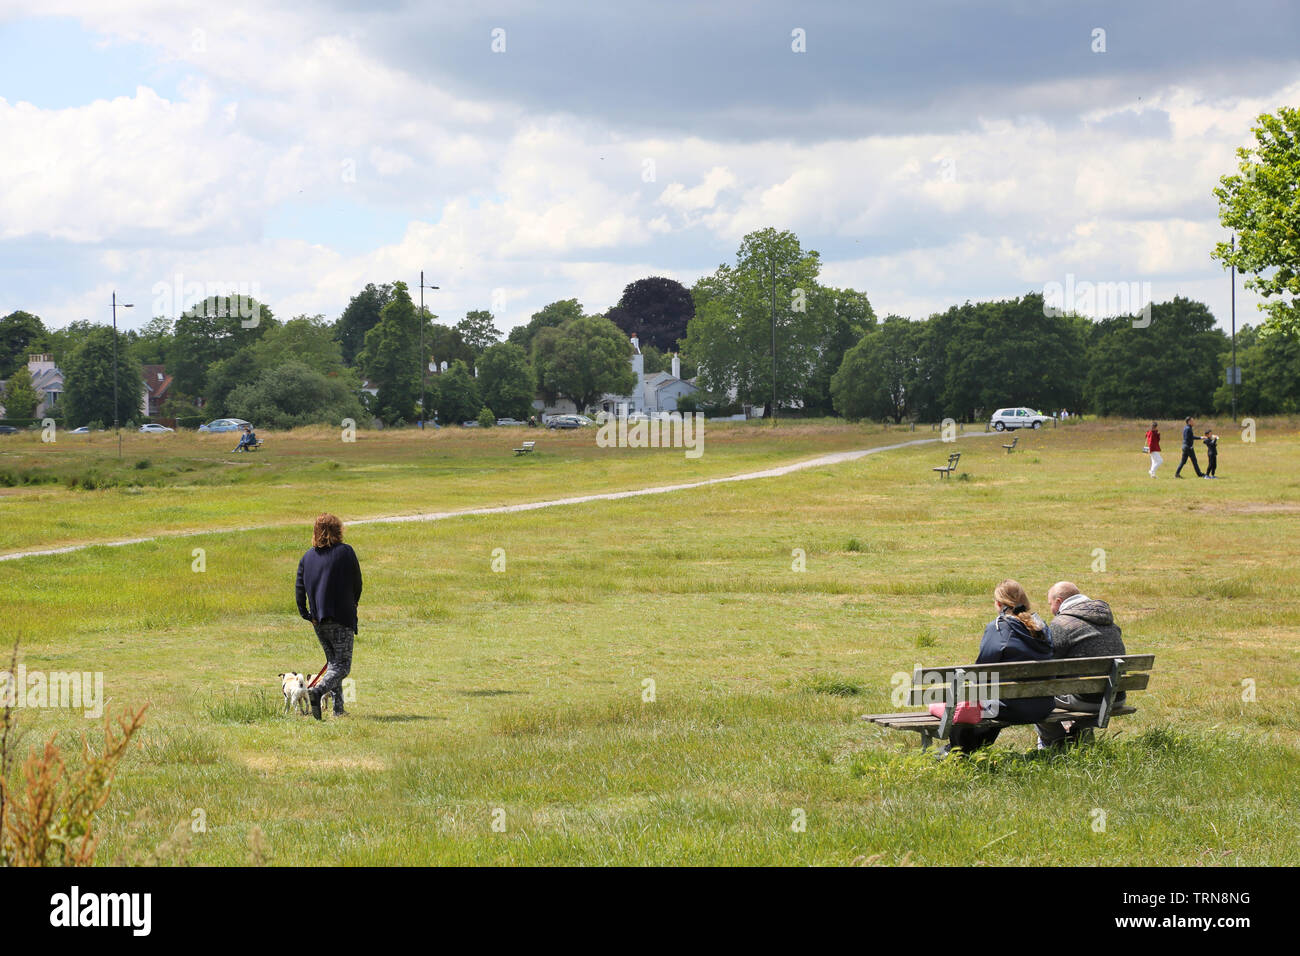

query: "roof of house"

left=142, top=365, right=173, bottom=399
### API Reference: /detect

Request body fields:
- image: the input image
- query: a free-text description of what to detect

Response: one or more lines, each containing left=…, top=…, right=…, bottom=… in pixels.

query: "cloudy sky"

left=2, top=0, right=1297, bottom=335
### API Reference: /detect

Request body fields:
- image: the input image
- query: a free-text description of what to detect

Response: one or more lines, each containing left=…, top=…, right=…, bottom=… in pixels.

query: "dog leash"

left=307, top=663, right=328, bottom=689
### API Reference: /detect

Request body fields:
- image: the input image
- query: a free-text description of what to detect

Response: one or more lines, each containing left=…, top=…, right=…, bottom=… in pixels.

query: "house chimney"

left=629, top=335, right=640, bottom=355
left=671, top=353, right=681, bottom=379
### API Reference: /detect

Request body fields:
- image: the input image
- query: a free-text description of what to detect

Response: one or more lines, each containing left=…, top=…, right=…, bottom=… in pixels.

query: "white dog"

left=279, top=672, right=310, bottom=715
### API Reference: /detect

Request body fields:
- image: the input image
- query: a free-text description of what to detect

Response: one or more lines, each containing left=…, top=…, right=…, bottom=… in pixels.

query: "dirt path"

left=0, top=432, right=997, bottom=563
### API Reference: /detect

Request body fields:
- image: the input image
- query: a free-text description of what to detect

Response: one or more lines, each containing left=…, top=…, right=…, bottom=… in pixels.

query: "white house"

left=596, top=335, right=699, bottom=418
left=0, top=354, right=64, bottom=418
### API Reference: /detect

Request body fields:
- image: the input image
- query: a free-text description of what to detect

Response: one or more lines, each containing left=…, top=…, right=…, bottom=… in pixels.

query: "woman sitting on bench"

left=234, top=425, right=258, bottom=452
left=946, top=579, right=1056, bottom=754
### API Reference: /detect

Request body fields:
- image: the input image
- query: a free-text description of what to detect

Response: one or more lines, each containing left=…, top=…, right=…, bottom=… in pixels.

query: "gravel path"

left=0, top=432, right=996, bottom=563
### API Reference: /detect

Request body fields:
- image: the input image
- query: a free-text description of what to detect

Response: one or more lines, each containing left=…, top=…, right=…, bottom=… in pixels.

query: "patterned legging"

left=312, top=621, right=353, bottom=714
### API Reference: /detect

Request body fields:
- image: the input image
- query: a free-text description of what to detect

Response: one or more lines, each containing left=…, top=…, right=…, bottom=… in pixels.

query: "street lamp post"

left=770, top=252, right=777, bottom=426
left=1230, top=234, right=1238, bottom=422
left=418, top=271, right=439, bottom=428
left=112, top=291, right=133, bottom=459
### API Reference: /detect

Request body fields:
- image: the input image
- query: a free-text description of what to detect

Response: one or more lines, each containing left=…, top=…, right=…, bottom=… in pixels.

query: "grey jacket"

left=1048, top=598, right=1127, bottom=703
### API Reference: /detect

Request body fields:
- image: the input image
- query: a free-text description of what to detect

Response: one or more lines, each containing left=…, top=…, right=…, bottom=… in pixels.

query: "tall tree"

left=455, top=310, right=502, bottom=356
left=0, top=310, right=48, bottom=379
left=476, top=342, right=535, bottom=420
left=335, top=283, right=394, bottom=366
left=1212, top=107, right=1300, bottom=338
left=358, top=282, right=419, bottom=424
left=606, top=277, right=695, bottom=352
left=61, top=326, right=144, bottom=428
left=534, top=315, right=635, bottom=413
left=684, top=228, right=828, bottom=417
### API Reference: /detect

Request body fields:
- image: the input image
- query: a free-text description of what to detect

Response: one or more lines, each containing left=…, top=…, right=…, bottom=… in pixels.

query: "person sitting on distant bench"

left=234, top=425, right=258, bottom=451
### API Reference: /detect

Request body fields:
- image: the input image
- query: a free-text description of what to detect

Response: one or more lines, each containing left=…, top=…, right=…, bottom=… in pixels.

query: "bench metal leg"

left=919, top=730, right=934, bottom=751
left=1096, top=658, right=1122, bottom=729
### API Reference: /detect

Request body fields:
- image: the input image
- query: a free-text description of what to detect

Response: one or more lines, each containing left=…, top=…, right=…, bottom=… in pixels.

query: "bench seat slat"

left=864, top=704, right=1138, bottom=731
left=909, top=672, right=1148, bottom=705
left=912, top=654, right=1153, bottom=684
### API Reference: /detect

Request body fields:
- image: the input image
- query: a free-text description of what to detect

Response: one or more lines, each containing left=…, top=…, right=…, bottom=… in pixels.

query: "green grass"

left=2, top=417, right=1298, bottom=865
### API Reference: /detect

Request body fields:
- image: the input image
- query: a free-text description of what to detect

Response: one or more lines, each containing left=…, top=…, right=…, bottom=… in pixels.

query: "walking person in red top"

left=1144, top=421, right=1162, bottom=478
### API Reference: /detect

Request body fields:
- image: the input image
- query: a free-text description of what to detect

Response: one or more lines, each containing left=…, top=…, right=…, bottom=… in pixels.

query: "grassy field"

left=2, top=417, right=1298, bottom=865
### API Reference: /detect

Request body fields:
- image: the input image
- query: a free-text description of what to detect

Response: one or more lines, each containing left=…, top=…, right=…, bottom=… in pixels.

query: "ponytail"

left=993, top=579, right=1044, bottom=636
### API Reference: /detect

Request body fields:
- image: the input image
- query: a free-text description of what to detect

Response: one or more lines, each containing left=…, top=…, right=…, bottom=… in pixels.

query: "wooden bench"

left=1002, top=436, right=1018, bottom=454
left=514, top=440, right=536, bottom=456
left=864, top=654, right=1154, bottom=750
left=932, top=452, right=960, bottom=478
left=234, top=438, right=263, bottom=452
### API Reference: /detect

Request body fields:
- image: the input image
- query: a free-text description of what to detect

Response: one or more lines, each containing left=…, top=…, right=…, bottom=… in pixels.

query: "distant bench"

left=864, top=654, right=1154, bottom=750
left=932, top=452, right=960, bottom=478
left=234, top=439, right=263, bottom=452
left=514, top=440, right=536, bottom=456
left=1002, top=436, right=1018, bottom=454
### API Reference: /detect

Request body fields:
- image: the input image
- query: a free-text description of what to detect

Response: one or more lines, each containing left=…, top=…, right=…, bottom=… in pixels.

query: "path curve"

left=0, top=432, right=997, bottom=563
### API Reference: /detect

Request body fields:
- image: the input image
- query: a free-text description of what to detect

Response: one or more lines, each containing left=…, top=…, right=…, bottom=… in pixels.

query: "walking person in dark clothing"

left=1174, top=416, right=1204, bottom=478
left=1203, top=428, right=1219, bottom=478
left=295, top=513, right=363, bottom=719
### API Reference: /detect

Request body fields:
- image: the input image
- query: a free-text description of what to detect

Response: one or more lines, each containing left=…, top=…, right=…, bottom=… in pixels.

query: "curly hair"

left=312, top=513, right=344, bottom=549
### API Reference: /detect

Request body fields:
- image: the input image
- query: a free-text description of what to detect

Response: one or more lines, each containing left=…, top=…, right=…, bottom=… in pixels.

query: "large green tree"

left=127, top=316, right=174, bottom=366
left=476, top=342, right=535, bottom=420
left=62, top=326, right=144, bottom=428
left=335, top=283, right=394, bottom=366
left=0, top=310, right=48, bottom=378
left=358, top=283, right=420, bottom=424
left=533, top=315, right=635, bottom=413
left=685, top=228, right=849, bottom=417
left=1212, top=106, right=1300, bottom=338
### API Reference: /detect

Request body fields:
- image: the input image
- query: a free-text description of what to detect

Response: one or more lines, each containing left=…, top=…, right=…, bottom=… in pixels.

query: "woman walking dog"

left=294, top=513, right=362, bottom=719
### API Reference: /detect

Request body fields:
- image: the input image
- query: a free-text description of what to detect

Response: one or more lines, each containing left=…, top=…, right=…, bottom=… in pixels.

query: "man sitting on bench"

left=1036, top=581, right=1126, bottom=748
left=945, top=579, right=1056, bottom=755
left=234, top=424, right=258, bottom=452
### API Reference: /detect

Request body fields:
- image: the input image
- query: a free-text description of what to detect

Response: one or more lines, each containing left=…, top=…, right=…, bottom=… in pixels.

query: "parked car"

left=139, top=423, right=175, bottom=433
left=989, top=407, right=1051, bottom=431
left=460, top=420, right=480, bottom=428
left=0, top=425, right=20, bottom=435
left=495, top=418, right=525, bottom=426
left=68, top=426, right=90, bottom=434
left=198, top=418, right=251, bottom=433
left=547, top=414, right=593, bottom=429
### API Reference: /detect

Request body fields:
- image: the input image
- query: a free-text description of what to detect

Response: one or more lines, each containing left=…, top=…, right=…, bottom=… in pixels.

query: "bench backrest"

left=522, top=441, right=535, bottom=448
left=948, top=453, right=960, bottom=465
left=908, top=654, right=1154, bottom=705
